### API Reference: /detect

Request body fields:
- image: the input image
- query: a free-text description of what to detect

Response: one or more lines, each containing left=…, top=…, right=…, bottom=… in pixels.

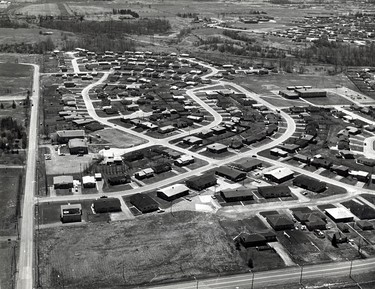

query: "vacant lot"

left=93, top=128, right=147, bottom=148
left=0, top=168, right=22, bottom=236
left=0, top=63, right=32, bottom=96
left=0, top=240, right=17, bottom=289
left=38, top=211, right=249, bottom=288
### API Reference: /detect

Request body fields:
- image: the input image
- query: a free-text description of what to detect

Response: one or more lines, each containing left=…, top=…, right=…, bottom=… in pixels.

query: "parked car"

left=314, top=229, right=325, bottom=238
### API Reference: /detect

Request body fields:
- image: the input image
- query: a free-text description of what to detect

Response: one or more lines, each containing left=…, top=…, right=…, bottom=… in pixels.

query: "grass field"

left=38, top=211, right=249, bottom=288
left=16, top=3, right=61, bottom=16
left=0, top=240, right=17, bottom=289
left=0, top=168, right=22, bottom=236
left=0, top=63, right=32, bottom=96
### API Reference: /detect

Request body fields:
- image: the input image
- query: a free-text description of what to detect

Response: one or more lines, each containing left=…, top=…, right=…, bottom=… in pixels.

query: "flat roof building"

left=157, top=184, right=189, bottom=201
left=325, top=207, right=355, bottom=223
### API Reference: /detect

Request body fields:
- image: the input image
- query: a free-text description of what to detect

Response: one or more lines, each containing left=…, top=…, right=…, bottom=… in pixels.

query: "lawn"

left=38, top=211, right=248, bottom=288
left=0, top=240, right=17, bottom=289
left=0, top=168, right=23, bottom=236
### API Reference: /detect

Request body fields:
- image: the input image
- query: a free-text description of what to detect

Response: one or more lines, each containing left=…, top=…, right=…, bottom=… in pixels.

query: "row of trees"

left=112, top=9, right=139, bottom=18
left=0, top=19, right=28, bottom=29
left=39, top=18, right=171, bottom=35
left=0, top=38, right=55, bottom=54
left=63, top=35, right=135, bottom=53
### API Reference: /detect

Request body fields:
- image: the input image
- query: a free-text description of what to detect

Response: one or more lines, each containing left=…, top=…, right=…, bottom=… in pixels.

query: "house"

left=293, top=154, right=310, bottom=163
left=330, top=165, right=349, bottom=177
left=158, top=125, right=175, bottom=134
left=93, top=197, right=122, bottom=213
left=107, top=175, right=131, bottom=186
left=240, top=233, right=267, bottom=247
left=232, top=158, right=262, bottom=172
left=310, top=158, right=332, bottom=169
left=349, top=204, right=375, bottom=220
left=293, top=210, right=326, bottom=230
left=220, top=187, right=253, bottom=202
left=266, top=214, right=295, bottom=231
left=135, top=168, right=154, bottom=180
left=215, top=166, right=247, bottom=182
left=130, top=193, right=159, bottom=213
left=242, top=133, right=266, bottom=145
left=68, top=138, right=88, bottom=155
left=183, top=136, right=203, bottom=146
left=185, top=174, right=217, bottom=191
left=325, top=207, right=355, bottom=223
left=258, top=185, right=291, bottom=199
left=60, top=204, right=82, bottom=223
left=270, top=148, right=288, bottom=158
left=264, top=167, right=294, bottom=183
left=53, top=175, right=74, bottom=189
left=174, top=155, right=194, bottom=166
left=211, top=125, right=227, bottom=135
left=82, top=176, right=96, bottom=188
left=151, top=163, right=171, bottom=174
left=349, top=170, right=370, bottom=182
left=56, top=130, right=85, bottom=144
left=157, top=184, right=189, bottom=201
left=356, top=220, right=374, bottom=230
left=293, top=175, right=326, bottom=193
left=207, top=143, right=228, bottom=154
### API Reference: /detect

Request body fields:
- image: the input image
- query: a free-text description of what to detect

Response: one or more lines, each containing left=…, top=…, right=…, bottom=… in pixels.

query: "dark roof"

left=186, top=174, right=217, bottom=190
left=293, top=175, right=326, bottom=192
left=232, top=158, right=262, bottom=172
left=220, top=188, right=253, bottom=199
left=267, top=214, right=294, bottom=229
left=93, top=197, right=121, bottom=213
left=130, top=193, right=159, bottom=213
left=258, top=185, right=291, bottom=198
left=215, top=166, right=246, bottom=181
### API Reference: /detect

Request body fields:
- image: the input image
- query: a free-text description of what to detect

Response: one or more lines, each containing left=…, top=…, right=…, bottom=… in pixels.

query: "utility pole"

left=299, top=265, right=303, bottom=286
left=349, top=260, right=353, bottom=278
left=193, top=276, right=198, bottom=289
left=250, top=270, right=255, bottom=289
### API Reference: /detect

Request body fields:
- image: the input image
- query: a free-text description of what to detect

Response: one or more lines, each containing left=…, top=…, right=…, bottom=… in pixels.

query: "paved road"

left=16, top=63, right=40, bottom=289
left=144, top=258, right=375, bottom=289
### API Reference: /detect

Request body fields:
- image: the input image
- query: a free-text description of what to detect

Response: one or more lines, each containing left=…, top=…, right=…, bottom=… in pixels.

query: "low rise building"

left=157, top=184, right=189, bottom=201
left=60, top=204, right=82, bottom=223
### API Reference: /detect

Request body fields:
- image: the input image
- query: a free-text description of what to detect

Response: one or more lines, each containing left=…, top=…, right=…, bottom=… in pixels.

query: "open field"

left=92, top=128, right=147, bottom=148
left=0, top=240, right=17, bottom=289
left=15, top=3, right=61, bottom=16
left=0, top=63, right=32, bottom=96
left=0, top=168, right=22, bottom=236
left=38, top=211, right=249, bottom=288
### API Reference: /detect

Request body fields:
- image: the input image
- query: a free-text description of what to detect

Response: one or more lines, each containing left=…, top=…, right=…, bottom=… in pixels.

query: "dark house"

left=330, top=165, right=349, bottom=177
left=232, top=158, right=263, bottom=172
left=240, top=233, right=267, bottom=248
left=337, top=223, right=349, bottom=233
left=130, top=193, right=159, bottom=213
left=186, top=174, right=217, bottom=191
left=310, top=158, right=332, bottom=169
left=93, top=197, right=122, bottom=213
left=356, top=220, right=374, bottom=230
left=107, top=175, right=131, bottom=186
left=220, top=188, right=253, bottom=202
left=266, top=214, right=295, bottom=231
left=56, top=130, right=85, bottom=144
left=215, top=166, right=247, bottom=182
left=258, top=185, right=291, bottom=199
left=293, top=175, right=326, bottom=193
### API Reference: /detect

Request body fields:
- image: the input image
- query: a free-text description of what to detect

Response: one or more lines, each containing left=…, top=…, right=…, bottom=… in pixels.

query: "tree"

left=0, top=103, right=3, bottom=109
left=248, top=258, right=254, bottom=268
left=331, top=233, right=338, bottom=247
left=12, top=100, right=16, bottom=109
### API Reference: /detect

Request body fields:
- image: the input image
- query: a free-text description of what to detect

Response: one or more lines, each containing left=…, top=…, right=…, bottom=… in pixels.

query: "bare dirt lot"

left=38, top=211, right=249, bottom=288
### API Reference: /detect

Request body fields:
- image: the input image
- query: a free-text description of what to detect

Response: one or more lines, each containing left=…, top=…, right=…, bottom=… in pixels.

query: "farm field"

left=15, top=3, right=61, bottom=16
left=0, top=168, right=22, bottom=236
left=38, top=211, right=250, bottom=288
left=0, top=240, right=17, bottom=289
left=0, top=63, right=32, bottom=97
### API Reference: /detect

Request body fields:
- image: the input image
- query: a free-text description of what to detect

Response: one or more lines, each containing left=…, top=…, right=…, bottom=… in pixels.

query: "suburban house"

left=60, top=204, right=82, bottom=223
left=130, top=193, right=159, bottom=213
left=215, top=166, right=247, bottom=182
left=220, top=187, right=254, bottom=202
left=53, top=175, right=74, bottom=190
left=93, top=197, right=122, bottom=213
left=264, top=167, right=294, bottom=183
left=266, top=214, right=295, bottom=231
left=56, top=130, right=85, bottom=144
left=185, top=174, right=217, bottom=191
left=293, top=175, right=326, bottom=193
left=325, top=207, right=355, bottom=223
left=157, top=184, right=189, bottom=201
left=68, top=138, right=88, bottom=155
left=258, top=185, right=291, bottom=199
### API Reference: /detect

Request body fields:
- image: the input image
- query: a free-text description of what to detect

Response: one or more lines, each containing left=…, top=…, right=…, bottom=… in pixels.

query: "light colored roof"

left=265, top=167, right=294, bottom=180
left=53, top=175, right=74, bottom=184
left=325, top=208, right=355, bottom=219
left=158, top=184, right=189, bottom=198
left=207, top=143, right=227, bottom=150
left=68, top=138, right=88, bottom=148
left=82, top=176, right=96, bottom=184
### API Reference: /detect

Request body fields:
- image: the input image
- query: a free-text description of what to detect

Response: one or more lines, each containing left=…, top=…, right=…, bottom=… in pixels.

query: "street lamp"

left=193, top=276, right=198, bottom=289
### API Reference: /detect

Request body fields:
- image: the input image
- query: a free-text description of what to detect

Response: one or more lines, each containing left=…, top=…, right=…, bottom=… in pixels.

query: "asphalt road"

left=16, top=63, right=40, bottom=289
left=144, top=258, right=375, bottom=289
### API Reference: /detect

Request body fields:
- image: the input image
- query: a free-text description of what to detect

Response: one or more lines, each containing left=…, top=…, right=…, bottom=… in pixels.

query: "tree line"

left=0, top=117, right=27, bottom=150
left=39, top=18, right=171, bottom=35
left=112, top=9, right=139, bottom=18
left=0, top=38, right=55, bottom=54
